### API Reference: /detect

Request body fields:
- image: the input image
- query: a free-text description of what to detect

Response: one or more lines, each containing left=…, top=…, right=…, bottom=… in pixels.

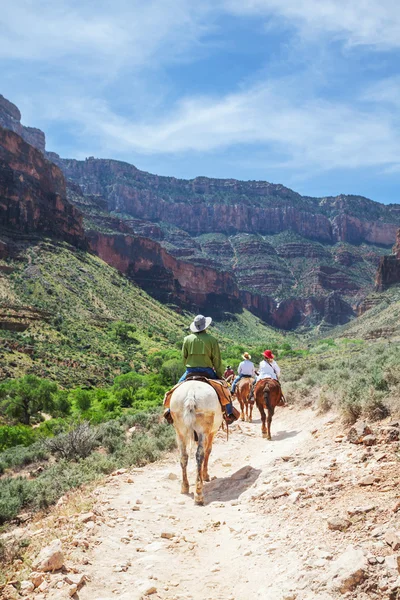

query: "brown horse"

left=235, top=377, right=254, bottom=422
left=254, top=378, right=284, bottom=439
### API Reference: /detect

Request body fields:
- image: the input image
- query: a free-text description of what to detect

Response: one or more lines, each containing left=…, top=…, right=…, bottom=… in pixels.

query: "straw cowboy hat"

left=263, top=350, right=274, bottom=359
left=242, top=352, right=251, bottom=360
left=190, top=314, right=212, bottom=333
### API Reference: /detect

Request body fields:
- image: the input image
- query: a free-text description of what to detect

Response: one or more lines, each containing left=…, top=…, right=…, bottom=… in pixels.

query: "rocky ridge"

left=1, top=93, right=399, bottom=328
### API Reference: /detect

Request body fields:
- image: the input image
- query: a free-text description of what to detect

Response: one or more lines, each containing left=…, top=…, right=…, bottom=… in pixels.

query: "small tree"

left=72, top=389, right=92, bottom=413
left=0, top=375, right=58, bottom=425
left=113, top=372, right=144, bottom=406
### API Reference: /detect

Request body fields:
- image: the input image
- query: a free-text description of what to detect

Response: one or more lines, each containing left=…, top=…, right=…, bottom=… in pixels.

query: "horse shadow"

left=204, top=465, right=261, bottom=504
left=271, top=429, right=299, bottom=441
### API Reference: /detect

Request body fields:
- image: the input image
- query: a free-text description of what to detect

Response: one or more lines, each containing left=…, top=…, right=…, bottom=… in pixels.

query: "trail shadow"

left=205, top=465, right=261, bottom=504
left=272, top=429, right=299, bottom=441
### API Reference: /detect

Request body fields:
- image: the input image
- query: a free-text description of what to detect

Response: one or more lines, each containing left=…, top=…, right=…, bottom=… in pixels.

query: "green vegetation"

left=0, top=237, right=399, bottom=529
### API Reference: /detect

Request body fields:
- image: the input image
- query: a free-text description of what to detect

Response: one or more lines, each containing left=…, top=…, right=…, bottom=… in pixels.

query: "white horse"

left=170, top=380, right=222, bottom=505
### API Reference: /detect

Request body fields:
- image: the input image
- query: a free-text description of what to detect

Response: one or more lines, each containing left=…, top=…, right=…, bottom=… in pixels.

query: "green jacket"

left=182, top=331, right=223, bottom=378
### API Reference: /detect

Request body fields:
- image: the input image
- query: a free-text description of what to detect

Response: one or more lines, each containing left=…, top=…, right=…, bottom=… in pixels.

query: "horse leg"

left=258, top=401, right=267, bottom=436
left=249, top=401, right=253, bottom=423
left=266, top=406, right=275, bottom=441
left=238, top=395, right=245, bottom=421
left=177, top=434, right=189, bottom=494
left=202, top=432, right=215, bottom=482
left=195, top=434, right=205, bottom=505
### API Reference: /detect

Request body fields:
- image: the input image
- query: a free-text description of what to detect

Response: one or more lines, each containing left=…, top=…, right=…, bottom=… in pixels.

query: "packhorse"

left=169, top=379, right=223, bottom=505
left=235, top=376, right=254, bottom=422
left=254, top=378, right=284, bottom=440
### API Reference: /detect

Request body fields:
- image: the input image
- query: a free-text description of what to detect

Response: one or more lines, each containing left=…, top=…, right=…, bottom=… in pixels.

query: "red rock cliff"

left=87, top=231, right=241, bottom=314
left=0, top=126, right=86, bottom=247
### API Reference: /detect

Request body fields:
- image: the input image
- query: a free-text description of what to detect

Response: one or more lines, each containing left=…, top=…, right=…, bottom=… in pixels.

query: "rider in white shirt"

left=231, top=352, right=255, bottom=393
left=257, top=352, right=280, bottom=381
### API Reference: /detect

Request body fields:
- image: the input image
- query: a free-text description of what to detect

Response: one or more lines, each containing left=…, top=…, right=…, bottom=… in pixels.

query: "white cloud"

left=42, top=76, right=400, bottom=174
left=0, top=1, right=214, bottom=69
left=224, top=0, right=400, bottom=48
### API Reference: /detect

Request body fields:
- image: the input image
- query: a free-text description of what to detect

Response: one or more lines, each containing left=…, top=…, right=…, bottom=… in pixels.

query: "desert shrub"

left=0, top=442, right=49, bottom=474
left=339, top=396, right=362, bottom=424
left=317, top=389, right=333, bottom=413
left=44, top=422, right=98, bottom=460
left=97, top=420, right=125, bottom=453
left=112, top=321, right=137, bottom=342
left=362, top=389, right=390, bottom=421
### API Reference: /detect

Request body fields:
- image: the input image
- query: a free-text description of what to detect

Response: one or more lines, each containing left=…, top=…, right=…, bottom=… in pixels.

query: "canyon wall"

left=375, top=229, right=400, bottom=291
left=0, top=126, right=86, bottom=247
left=87, top=231, right=241, bottom=315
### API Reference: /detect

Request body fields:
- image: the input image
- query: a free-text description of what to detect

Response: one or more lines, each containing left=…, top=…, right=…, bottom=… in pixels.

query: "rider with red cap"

left=257, top=349, right=280, bottom=382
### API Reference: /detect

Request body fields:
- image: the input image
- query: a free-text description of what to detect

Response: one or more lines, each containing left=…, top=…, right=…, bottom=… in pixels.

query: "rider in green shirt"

left=164, top=315, right=236, bottom=424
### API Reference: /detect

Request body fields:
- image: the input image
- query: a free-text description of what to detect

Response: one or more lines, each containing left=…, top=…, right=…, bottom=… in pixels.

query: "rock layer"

left=87, top=231, right=241, bottom=315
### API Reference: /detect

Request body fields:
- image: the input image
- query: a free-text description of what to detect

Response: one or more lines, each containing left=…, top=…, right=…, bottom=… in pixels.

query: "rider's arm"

left=211, top=339, right=223, bottom=379
left=182, top=338, right=188, bottom=366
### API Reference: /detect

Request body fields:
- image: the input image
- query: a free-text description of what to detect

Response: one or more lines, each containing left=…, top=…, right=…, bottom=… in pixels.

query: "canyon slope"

left=1, top=94, right=400, bottom=329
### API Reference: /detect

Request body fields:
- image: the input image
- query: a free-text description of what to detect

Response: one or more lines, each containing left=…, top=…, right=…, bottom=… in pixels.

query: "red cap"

left=263, top=350, right=274, bottom=359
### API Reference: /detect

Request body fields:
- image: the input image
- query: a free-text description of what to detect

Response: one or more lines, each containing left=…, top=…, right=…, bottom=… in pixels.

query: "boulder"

left=29, top=571, right=45, bottom=588
left=1, top=584, right=19, bottom=599
left=20, top=580, right=35, bottom=596
left=363, top=435, right=377, bottom=446
left=347, top=421, right=372, bottom=444
left=381, top=426, right=400, bottom=442
left=327, top=517, right=351, bottom=531
left=385, top=531, right=400, bottom=551
left=325, top=545, right=368, bottom=593
left=33, top=539, right=64, bottom=572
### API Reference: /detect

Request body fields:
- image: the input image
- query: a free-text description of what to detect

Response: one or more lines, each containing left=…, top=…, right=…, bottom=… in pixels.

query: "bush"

left=97, top=420, right=125, bottom=453
left=72, top=389, right=92, bottom=413
left=0, top=425, right=36, bottom=451
left=44, top=422, right=98, bottom=460
left=160, top=359, right=182, bottom=386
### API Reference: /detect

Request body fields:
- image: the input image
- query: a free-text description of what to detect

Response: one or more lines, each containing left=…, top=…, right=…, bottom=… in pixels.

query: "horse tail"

left=263, top=383, right=271, bottom=411
left=183, top=388, right=197, bottom=430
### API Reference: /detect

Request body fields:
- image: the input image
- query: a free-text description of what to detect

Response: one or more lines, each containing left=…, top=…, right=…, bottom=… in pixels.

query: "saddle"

left=163, top=375, right=232, bottom=409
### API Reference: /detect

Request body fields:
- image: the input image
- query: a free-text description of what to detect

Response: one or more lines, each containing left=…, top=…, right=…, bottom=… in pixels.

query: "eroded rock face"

left=0, top=126, right=86, bottom=248
left=375, top=229, right=400, bottom=290
left=0, top=94, right=45, bottom=153
left=87, top=231, right=241, bottom=315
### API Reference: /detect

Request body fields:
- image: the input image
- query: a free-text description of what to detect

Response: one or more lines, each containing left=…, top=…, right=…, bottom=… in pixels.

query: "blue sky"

left=2, top=1, right=400, bottom=203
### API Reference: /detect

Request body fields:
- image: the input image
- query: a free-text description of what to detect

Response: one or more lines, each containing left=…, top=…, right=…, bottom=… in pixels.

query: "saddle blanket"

left=163, top=376, right=231, bottom=409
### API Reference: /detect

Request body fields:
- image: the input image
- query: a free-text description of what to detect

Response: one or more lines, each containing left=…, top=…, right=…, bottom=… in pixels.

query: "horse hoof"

left=204, top=475, right=210, bottom=482
left=181, top=485, right=190, bottom=494
left=195, top=497, right=204, bottom=506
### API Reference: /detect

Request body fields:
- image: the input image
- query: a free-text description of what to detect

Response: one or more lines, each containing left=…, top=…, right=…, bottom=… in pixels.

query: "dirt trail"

left=44, top=407, right=400, bottom=600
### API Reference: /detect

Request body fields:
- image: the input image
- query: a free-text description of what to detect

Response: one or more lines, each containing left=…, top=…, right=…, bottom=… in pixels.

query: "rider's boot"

left=163, top=408, right=173, bottom=424
left=223, top=402, right=239, bottom=425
